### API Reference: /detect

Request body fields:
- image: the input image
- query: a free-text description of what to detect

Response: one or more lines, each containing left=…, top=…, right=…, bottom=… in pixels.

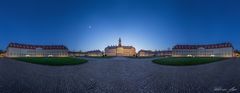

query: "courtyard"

left=0, top=57, right=239, bottom=93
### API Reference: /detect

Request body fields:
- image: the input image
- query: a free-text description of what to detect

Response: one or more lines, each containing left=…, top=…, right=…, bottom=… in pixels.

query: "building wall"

left=235, top=52, right=240, bottom=57
left=6, top=47, right=68, bottom=57
left=116, top=47, right=124, bottom=56
left=105, top=48, right=117, bottom=56
left=105, top=47, right=136, bottom=56
left=172, top=47, right=233, bottom=57
left=87, top=52, right=103, bottom=56
left=68, top=52, right=86, bottom=57
left=155, top=51, right=172, bottom=57
left=122, top=48, right=136, bottom=56
left=0, top=53, right=4, bottom=57
left=138, top=52, right=155, bottom=57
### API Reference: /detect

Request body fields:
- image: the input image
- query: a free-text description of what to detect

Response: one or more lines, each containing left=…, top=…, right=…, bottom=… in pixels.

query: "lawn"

left=14, top=57, right=88, bottom=66
left=152, top=57, right=227, bottom=66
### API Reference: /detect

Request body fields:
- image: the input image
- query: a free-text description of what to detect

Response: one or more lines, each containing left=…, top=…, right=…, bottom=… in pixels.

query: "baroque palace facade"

left=138, top=50, right=172, bottom=57
left=6, top=43, right=68, bottom=57
left=172, top=42, right=234, bottom=57
left=3, top=41, right=236, bottom=58
left=105, top=38, right=136, bottom=56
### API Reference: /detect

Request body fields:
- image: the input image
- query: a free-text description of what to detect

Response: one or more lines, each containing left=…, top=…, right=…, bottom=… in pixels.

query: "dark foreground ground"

left=0, top=57, right=240, bottom=93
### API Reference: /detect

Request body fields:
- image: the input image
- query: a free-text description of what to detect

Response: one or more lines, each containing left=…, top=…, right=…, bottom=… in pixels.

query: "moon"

left=88, top=25, right=92, bottom=29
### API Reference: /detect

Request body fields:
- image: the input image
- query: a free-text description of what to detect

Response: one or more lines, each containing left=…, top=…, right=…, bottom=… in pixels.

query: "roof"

left=105, top=46, right=118, bottom=49
left=173, top=43, right=233, bottom=49
left=8, top=43, right=68, bottom=50
left=139, top=50, right=154, bottom=52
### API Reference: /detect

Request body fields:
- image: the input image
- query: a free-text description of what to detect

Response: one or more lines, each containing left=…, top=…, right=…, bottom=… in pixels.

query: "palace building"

left=105, top=38, right=136, bottom=56
left=155, top=50, right=172, bottom=57
left=0, top=50, right=5, bottom=57
left=86, top=50, right=103, bottom=57
left=68, top=51, right=86, bottom=57
left=234, top=50, right=240, bottom=57
left=6, top=43, right=68, bottom=57
left=172, top=42, right=234, bottom=57
left=138, top=50, right=155, bottom=57
left=138, top=50, right=172, bottom=57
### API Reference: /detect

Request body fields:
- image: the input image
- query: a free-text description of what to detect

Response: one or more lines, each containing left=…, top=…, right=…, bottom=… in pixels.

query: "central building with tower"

left=105, top=38, right=136, bottom=56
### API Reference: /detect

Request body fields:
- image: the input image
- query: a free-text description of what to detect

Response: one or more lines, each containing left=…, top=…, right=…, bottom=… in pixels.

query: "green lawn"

left=14, top=57, right=88, bottom=66
left=152, top=57, right=227, bottom=66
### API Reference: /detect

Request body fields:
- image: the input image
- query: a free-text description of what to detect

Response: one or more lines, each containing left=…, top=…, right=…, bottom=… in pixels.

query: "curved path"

left=0, top=57, right=240, bottom=93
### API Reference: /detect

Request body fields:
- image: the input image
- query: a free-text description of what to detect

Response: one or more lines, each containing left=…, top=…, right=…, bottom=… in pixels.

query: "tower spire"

left=118, top=37, right=122, bottom=47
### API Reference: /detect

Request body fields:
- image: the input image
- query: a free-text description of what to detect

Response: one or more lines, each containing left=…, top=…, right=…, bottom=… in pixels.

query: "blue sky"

left=0, top=0, right=239, bottom=51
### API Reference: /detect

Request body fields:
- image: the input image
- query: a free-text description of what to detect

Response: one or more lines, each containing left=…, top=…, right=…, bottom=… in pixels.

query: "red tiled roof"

left=173, top=43, right=233, bottom=49
left=8, top=43, right=68, bottom=50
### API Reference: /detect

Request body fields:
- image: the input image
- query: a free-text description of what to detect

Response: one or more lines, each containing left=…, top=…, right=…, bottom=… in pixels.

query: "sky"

left=0, top=0, right=240, bottom=51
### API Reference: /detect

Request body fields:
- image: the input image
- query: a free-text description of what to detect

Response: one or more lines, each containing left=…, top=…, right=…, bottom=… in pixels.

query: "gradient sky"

left=0, top=0, right=240, bottom=51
